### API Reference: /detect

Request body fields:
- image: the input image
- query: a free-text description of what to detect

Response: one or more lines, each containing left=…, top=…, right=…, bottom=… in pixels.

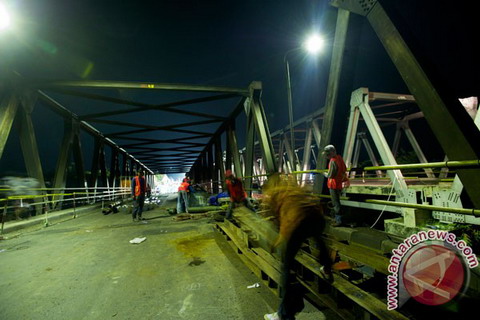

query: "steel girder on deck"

left=344, top=88, right=413, bottom=203
left=331, top=0, right=480, bottom=207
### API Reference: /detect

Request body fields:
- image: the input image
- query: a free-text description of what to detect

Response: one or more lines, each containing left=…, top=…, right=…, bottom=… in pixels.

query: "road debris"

left=129, top=237, right=147, bottom=244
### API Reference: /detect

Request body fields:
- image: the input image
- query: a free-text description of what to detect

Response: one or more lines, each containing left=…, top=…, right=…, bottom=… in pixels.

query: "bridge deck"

left=0, top=200, right=335, bottom=320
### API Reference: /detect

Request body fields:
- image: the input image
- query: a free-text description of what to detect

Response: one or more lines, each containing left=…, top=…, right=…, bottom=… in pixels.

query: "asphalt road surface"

left=0, top=199, right=338, bottom=320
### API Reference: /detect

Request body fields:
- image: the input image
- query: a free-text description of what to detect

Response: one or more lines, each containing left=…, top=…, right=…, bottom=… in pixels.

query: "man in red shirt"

left=225, top=170, right=255, bottom=220
left=323, top=145, right=348, bottom=227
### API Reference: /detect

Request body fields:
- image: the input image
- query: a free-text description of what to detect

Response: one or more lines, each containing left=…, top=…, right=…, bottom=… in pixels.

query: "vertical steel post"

left=214, top=137, right=225, bottom=192
left=207, top=145, right=214, bottom=192
left=17, top=93, right=47, bottom=214
left=248, top=82, right=277, bottom=174
left=302, top=124, right=313, bottom=184
left=0, top=92, right=18, bottom=159
left=52, top=120, right=75, bottom=209
left=71, top=125, right=88, bottom=194
left=227, top=121, right=242, bottom=178
left=313, top=8, right=350, bottom=193
left=277, top=137, right=284, bottom=173
left=243, top=98, right=255, bottom=196
left=401, top=122, right=435, bottom=178
left=285, top=58, right=296, bottom=172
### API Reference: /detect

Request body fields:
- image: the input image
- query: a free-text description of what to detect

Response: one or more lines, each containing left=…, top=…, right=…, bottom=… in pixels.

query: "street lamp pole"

left=284, top=51, right=296, bottom=173
left=283, top=33, right=324, bottom=176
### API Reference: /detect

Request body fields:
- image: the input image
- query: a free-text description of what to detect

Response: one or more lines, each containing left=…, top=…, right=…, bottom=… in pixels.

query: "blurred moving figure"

left=224, top=170, right=256, bottom=220
left=1, top=177, right=40, bottom=220
left=263, top=174, right=333, bottom=320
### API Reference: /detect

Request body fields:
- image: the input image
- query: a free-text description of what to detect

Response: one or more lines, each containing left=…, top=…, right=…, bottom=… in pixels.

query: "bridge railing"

left=0, top=186, right=130, bottom=233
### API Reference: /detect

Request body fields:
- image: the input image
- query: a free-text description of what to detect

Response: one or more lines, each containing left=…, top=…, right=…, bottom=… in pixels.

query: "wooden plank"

left=297, top=277, right=355, bottom=320
left=250, top=249, right=282, bottom=285
left=323, top=237, right=390, bottom=275
left=295, top=251, right=409, bottom=320
left=252, top=247, right=282, bottom=272
left=217, top=222, right=282, bottom=286
left=233, top=208, right=278, bottom=249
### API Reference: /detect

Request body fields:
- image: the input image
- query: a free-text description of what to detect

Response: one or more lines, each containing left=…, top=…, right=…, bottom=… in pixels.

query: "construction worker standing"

left=323, top=144, right=348, bottom=227
left=131, top=170, right=147, bottom=221
left=177, top=178, right=193, bottom=213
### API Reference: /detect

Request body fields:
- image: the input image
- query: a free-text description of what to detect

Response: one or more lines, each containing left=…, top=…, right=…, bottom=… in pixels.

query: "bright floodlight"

left=304, top=34, right=324, bottom=54
left=0, top=2, right=11, bottom=31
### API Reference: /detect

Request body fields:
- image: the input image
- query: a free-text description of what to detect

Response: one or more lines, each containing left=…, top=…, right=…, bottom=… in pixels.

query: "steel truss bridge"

left=1, top=1, right=479, bottom=319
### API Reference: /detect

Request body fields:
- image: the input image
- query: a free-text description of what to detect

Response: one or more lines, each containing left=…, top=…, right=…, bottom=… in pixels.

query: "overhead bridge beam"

left=34, top=80, right=250, bottom=96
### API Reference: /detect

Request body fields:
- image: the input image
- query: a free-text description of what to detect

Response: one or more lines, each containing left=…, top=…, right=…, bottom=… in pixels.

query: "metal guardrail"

left=1, top=187, right=130, bottom=233
left=366, top=199, right=480, bottom=217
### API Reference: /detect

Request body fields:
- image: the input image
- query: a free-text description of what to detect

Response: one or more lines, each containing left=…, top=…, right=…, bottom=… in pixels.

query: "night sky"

left=1, top=0, right=478, bottom=179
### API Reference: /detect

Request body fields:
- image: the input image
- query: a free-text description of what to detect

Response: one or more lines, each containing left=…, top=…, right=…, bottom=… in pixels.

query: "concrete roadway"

left=0, top=199, right=337, bottom=320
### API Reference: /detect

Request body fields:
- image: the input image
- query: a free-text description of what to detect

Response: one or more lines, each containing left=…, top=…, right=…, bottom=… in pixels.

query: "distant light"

left=0, top=2, right=11, bottom=31
left=304, top=34, right=325, bottom=55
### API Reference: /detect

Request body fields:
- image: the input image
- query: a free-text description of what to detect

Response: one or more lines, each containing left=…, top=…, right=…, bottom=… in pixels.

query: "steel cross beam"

left=42, top=90, right=236, bottom=121
left=79, top=98, right=231, bottom=121
left=87, top=118, right=221, bottom=131
left=37, top=91, right=153, bottom=174
left=125, top=145, right=203, bottom=152
left=118, top=135, right=211, bottom=146
left=120, top=142, right=207, bottom=149
left=36, top=80, right=249, bottom=95
left=106, top=126, right=214, bottom=138
left=331, top=0, right=480, bottom=207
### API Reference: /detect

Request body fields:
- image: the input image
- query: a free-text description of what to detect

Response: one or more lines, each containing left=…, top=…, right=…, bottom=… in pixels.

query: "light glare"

left=304, top=34, right=324, bottom=55
left=0, top=2, right=11, bottom=31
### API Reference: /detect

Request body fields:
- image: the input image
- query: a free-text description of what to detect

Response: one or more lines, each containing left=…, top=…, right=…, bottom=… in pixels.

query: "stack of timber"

left=214, top=208, right=409, bottom=320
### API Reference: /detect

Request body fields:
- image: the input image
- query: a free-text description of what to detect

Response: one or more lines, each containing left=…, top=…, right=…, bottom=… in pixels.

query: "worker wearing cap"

left=323, top=145, right=348, bottom=227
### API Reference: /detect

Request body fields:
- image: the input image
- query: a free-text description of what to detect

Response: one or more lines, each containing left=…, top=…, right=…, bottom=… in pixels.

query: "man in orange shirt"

left=323, top=145, right=348, bottom=227
left=131, top=170, right=147, bottom=221
left=177, top=177, right=193, bottom=213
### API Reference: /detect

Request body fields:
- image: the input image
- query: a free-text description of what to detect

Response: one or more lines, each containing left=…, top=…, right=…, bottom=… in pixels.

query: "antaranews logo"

left=387, top=230, right=478, bottom=310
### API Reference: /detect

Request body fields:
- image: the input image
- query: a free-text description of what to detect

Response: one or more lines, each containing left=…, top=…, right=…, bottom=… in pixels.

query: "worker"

left=323, top=144, right=348, bottom=227
left=225, top=169, right=255, bottom=220
left=131, top=170, right=147, bottom=221
left=177, top=177, right=193, bottom=213
left=263, top=174, right=333, bottom=320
